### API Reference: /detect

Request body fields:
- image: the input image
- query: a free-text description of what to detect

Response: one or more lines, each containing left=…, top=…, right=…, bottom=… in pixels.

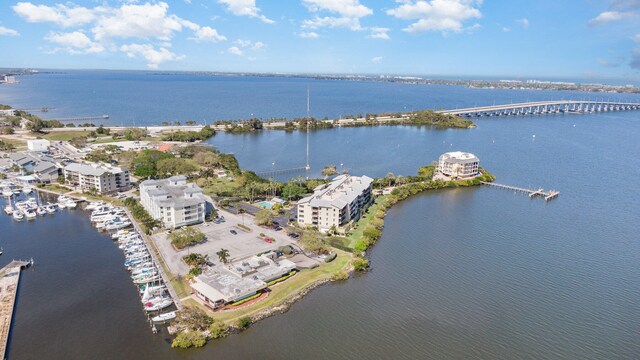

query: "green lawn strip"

left=347, top=195, right=387, bottom=248
left=41, top=131, right=89, bottom=141
left=184, top=250, right=351, bottom=325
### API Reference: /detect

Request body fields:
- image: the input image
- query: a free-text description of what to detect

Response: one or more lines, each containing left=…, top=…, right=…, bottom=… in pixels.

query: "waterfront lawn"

left=42, top=183, right=71, bottom=193
left=198, top=176, right=242, bottom=197
left=42, top=131, right=89, bottom=141
left=184, top=249, right=352, bottom=325
left=347, top=196, right=388, bottom=248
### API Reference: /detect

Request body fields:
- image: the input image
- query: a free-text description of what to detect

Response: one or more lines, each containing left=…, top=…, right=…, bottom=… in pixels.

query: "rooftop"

left=439, top=151, right=479, bottom=164
left=298, top=174, right=373, bottom=209
left=140, top=177, right=204, bottom=208
left=64, top=162, right=127, bottom=177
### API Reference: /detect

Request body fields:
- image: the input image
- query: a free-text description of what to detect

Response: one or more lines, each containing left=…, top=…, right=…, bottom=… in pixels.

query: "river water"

left=1, top=72, right=640, bottom=359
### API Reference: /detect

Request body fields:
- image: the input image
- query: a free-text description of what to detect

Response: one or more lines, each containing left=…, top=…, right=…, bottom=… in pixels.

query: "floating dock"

left=0, top=260, right=31, bottom=359
left=481, top=182, right=559, bottom=201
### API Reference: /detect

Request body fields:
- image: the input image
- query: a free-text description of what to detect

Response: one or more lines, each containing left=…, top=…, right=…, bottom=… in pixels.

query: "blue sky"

left=0, top=0, right=639, bottom=82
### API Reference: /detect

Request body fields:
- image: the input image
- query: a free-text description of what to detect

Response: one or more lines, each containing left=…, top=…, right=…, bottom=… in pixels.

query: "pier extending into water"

left=481, top=181, right=560, bottom=201
left=0, top=260, right=31, bottom=359
left=440, top=100, right=640, bottom=118
left=51, top=115, right=109, bottom=122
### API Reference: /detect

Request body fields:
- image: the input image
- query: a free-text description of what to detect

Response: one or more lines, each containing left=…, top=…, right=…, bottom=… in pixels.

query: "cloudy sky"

left=0, top=0, right=639, bottom=81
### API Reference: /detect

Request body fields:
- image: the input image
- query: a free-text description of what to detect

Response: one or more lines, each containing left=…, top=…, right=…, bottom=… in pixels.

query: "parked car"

left=230, top=229, right=237, bottom=235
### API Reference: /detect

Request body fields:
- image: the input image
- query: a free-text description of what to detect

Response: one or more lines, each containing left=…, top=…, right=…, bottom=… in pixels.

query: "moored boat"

left=151, top=311, right=176, bottom=322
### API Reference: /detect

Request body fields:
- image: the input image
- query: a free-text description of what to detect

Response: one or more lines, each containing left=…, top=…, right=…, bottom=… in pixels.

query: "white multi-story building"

left=438, top=151, right=480, bottom=179
left=63, top=163, right=130, bottom=194
left=139, top=176, right=206, bottom=228
left=297, top=174, right=373, bottom=232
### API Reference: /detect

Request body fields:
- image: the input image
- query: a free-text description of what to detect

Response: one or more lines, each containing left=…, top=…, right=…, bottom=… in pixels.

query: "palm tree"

left=217, top=248, right=230, bottom=264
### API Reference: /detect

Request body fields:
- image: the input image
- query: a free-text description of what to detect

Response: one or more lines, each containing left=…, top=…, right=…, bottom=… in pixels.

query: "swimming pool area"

left=258, top=201, right=273, bottom=209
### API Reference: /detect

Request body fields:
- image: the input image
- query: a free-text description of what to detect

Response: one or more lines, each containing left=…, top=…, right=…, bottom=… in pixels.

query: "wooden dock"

left=0, top=260, right=31, bottom=359
left=481, top=182, right=560, bottom=201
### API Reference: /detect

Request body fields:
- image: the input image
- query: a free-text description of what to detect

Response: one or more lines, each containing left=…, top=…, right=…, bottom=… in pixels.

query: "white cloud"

left=217, top=0, right=274, bottom=24
left=228, top=46, right=244, bottom=56
left=368, top=27, right=390, bottom=39
left=589, top=11, right=636, bottom=25
left=299, top=31, right=319, bottom=38
left=92, top=3, right=184, bottom=41
left=387, top=0, right=483, bottom=34
left=233, top=39, right=266, bottom=50
left=502, top=27, right=510, bottom=32
left=302, top=0, right=373, bottom=18
left=13, top=2, right=95, bottom=27
left=0, top=26, right=19, bottom=36
left=120, top=43, right=184, bottom=69
left=371, top=56, right=383, bottom=63
left=516, top=18, right=529, bottom=28
left=12, top=2, right=226, bottom=68
left=191, top=26, right=226, bottom=42
left=46, top=31, right=104, bottom=54
left=302, top=16, right=363, bottom=31
left=300, top=0, right=377, bottom=34
left=634, top=34, right=640, bottom=42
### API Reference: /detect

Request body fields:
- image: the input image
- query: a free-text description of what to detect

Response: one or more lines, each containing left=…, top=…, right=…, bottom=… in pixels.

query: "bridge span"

left=438, top=100, right=640, bottom=118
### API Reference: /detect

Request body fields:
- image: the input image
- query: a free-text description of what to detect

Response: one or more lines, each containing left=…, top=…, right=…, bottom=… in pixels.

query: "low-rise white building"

left=139, top=176, right=206, bottom=228
left=63, top=163, right=130, bottom=194
left=27, top=139, right=50, bottom=152
left=438, top=151, right=480, bottom=179
left=191, top=254, right=296, bottom=310
left=297, top=174, right=373, bottom=232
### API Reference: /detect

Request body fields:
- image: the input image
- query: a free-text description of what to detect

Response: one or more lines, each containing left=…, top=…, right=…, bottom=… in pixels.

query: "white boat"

left=45, top=205, right=56, bottom=214
left=151, top=311, right=176, bottom=322
left=24, top=209, right=37, bottom=220
left=57, top=201, right=67, bottom=209
left=22, top=186, right=34, bottom=195
left=85, top=201, right=104, bottom=210
left=139, top=284, right=167, bottom=296
left=134, top=275, right=160, bottom=284
left=36, top=207, right=47, bottom=216
left=65, top=200, right=77, bottom=209
left=105, top=221, right=131, bottom=231
left=12, top=211, right=24, bottom=221
left=2, top=189, right=13, bottom=197
left=144, top=298, right=173, bottom=312
left=3, top=206, right=13, bottom=215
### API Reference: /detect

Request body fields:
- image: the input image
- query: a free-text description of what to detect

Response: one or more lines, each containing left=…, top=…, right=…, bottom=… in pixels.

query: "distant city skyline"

left=1, top=0, right=639, bottom=83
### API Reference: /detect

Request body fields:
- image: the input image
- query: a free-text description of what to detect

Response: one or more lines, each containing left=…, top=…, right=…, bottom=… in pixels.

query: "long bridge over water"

left=438, top=100, right=640, bottom=118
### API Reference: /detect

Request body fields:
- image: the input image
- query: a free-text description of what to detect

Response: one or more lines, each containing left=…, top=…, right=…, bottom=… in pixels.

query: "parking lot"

left=152, top=207, right=297, bottom=276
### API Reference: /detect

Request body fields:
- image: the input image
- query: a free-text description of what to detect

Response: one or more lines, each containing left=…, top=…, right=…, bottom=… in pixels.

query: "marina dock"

left=0, top=260, right=31, bottom=359
left=481, top=182, right=560, bottom=201
left=123, top=208, right=182, bottom=310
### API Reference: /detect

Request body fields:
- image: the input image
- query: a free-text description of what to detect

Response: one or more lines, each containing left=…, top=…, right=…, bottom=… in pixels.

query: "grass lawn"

left=42, top=131, right=89, bottom=141
left=199, top=177, right=242, bottom=197
left=42, top=183, right=72, bottom=193
left=184, top=249, right=352, bottom=325
left=0, top=136, right=27, bottom=150
left=347, top=195, right=387, bottom=248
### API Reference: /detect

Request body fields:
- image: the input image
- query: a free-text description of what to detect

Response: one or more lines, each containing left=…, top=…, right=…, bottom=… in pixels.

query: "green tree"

left=255, top=209, right=274, bottom=226
left=216, top=248, right=230, bottom=264
left=156, top=158, right=198, bottom=177
left=281, top=181, right=306, bottom=201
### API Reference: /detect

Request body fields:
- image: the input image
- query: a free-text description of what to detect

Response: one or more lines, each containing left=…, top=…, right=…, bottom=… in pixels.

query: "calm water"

left=1, top=71, right=639, bottom=125
left=1, top=73, right=640, bottom=359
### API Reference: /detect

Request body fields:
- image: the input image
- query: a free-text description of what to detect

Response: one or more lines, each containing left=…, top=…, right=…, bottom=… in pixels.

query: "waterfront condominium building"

left=139, top=176, right=206, bottom=228
left=297, top=174, right=374, bottom=233
left=63, top=162, right=130, bottom=194
left=437, top=151, right=480, bottom=179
